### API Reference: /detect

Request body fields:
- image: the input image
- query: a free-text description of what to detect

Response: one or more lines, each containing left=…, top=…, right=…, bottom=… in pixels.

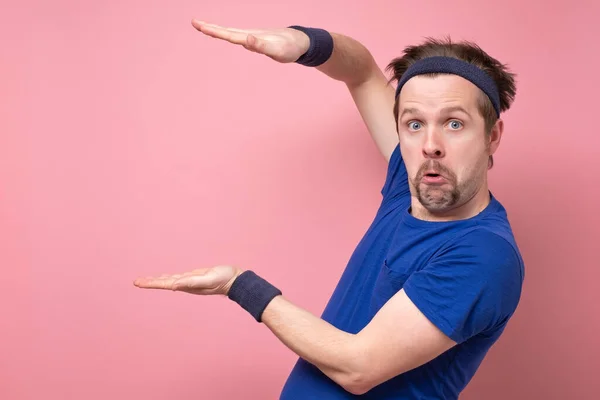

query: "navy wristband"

left=227, top=270, right=282, bottom=322
left=288, top=25, right=334, bottom=67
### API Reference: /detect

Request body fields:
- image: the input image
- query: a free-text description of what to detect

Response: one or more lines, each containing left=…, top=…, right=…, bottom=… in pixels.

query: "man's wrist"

left=227, top=270, right=282, bottom=322
left=288, top=26, right=334, bottom=67
left=223, top=268, right=245, bottom=296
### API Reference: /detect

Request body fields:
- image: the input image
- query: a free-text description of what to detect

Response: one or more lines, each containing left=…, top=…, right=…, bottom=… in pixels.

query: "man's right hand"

left=191, top=20, right=310, bottom=64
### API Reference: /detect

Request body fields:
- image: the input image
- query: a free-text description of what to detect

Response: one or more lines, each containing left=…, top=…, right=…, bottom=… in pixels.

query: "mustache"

left=416, top=160, right=455, bottom=180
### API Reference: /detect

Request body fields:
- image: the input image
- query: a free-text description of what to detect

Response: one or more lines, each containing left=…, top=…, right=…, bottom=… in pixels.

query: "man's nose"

left=422, top=128, right=445, bottom=159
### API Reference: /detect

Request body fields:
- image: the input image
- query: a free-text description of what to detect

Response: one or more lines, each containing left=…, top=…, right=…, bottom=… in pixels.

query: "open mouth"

left=422, top=173, right=447, bottom=184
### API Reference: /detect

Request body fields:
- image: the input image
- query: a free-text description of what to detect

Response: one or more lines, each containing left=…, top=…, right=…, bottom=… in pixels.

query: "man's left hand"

left=133, top=265, right=244, bottom=296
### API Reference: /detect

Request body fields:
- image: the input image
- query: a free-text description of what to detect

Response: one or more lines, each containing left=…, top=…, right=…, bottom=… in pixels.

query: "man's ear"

left=489, top=119, right=504, bottom=155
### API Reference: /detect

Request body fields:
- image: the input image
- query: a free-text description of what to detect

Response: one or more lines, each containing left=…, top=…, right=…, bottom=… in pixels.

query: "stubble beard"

left=412, top=160, right=478, bottom=213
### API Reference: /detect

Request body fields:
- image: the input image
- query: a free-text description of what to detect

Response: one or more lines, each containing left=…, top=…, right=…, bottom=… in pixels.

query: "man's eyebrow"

left=399, top=108, right=420, bottom=119
left=399, top=106, right=472, bottom=119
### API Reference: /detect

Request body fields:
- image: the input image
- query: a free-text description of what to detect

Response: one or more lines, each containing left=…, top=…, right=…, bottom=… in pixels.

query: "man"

left=134, top=21, right=525, bottom=399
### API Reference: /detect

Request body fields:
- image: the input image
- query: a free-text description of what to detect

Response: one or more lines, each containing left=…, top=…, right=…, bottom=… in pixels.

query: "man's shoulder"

left=442, top=225, right=520, bottom=259
left=434, top=226, right=525, bottom=287
left=402, top=224, right=524, bottom=343
left=456, top=194, right=523, bottom=261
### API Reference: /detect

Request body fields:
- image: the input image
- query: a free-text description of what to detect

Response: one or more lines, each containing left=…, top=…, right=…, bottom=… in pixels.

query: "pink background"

left=2, top=0, right=599, bottom=399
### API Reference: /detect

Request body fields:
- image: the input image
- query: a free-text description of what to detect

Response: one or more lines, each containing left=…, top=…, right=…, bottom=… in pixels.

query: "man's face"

left=397, top=74, right=500, bottom=215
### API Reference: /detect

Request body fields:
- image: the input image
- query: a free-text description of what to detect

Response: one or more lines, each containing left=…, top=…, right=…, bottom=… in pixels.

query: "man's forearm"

left=310, top=30, right=398, bottom=161
left=316, top=32, right=380, bottom=88
left=260, top=295, right=369, bottom=394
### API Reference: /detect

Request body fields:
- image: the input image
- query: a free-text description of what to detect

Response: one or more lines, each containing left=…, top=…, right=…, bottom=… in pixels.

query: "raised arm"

left=315, top=32, right=398, bottom=161
left=191, top=20, right=398, bottom=161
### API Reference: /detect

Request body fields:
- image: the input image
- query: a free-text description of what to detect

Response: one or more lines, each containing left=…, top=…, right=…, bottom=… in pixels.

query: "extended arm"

left=191, top=21, right=398, bottom=161
left=261, top=290, right=455, bottom=395
left=134, top=230, right=521, bottom=394
left=134, top=266, right=455, bottom=395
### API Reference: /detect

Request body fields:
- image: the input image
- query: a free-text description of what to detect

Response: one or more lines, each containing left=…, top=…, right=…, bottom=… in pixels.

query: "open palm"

left=133, top=265, right=243, bottom=296
left=191, top=19, right=309, bottom=63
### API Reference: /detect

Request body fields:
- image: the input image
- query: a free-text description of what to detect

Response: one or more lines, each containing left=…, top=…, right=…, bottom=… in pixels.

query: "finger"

left=154, top=273, right=182, bottom=280
left=180, top=269, right=209, bottom=278
left=197, top=26, right=250, bottom=46
left=134, top=276, right=177, bottom=290
left=208, top=26, right=263, bottom=35
left=241, top=34, right=274, bottom=56
left=175, top=287, right=215, bottom=296
left=191, top=21, right=270, bottom=48
left=191, top=19, right=261, bottom=34
left=191, top=21, right=246, bottom=40
left=172, top=274, right=214, bottom=291
left=245, top=34, right=268, bottom=53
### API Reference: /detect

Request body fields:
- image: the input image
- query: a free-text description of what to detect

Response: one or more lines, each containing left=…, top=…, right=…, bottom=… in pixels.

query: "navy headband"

left=395, top=56, right=501, bottom=117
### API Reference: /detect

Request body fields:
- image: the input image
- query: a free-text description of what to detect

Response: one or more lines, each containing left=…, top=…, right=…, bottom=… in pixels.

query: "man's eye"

left=448, top=120, right=463, bottom=129
left=409, top=121, right=422, bottom=130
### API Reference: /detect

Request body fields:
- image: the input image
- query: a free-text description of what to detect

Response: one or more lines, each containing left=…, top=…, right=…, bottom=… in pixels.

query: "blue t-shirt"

left=279, top=145, right=525, bottom=399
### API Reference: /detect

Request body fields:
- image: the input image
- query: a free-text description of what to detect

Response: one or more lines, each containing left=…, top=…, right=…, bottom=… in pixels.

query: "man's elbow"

left=334, top=354, right=379, bottom=395
left=338, top=372, right=373, bottom=396
left=335, top=353, right=411, bottom=395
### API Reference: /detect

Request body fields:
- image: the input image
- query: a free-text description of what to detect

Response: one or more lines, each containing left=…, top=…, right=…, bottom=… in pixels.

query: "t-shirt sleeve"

left=381, top=144, right=410, bottom=200
left=402, top=229, right=524, bottom=344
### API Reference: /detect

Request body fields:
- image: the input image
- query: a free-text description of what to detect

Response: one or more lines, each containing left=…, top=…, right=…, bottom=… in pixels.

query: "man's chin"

left=419, top=200, right=450, bottom=212
left=419, top=185, right=451, bottom=199
left=417, top=190, right=457, bottom=211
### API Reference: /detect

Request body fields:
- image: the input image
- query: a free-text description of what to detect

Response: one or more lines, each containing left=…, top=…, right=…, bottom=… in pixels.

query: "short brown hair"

left=386, top=37, right=517, bottom=168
